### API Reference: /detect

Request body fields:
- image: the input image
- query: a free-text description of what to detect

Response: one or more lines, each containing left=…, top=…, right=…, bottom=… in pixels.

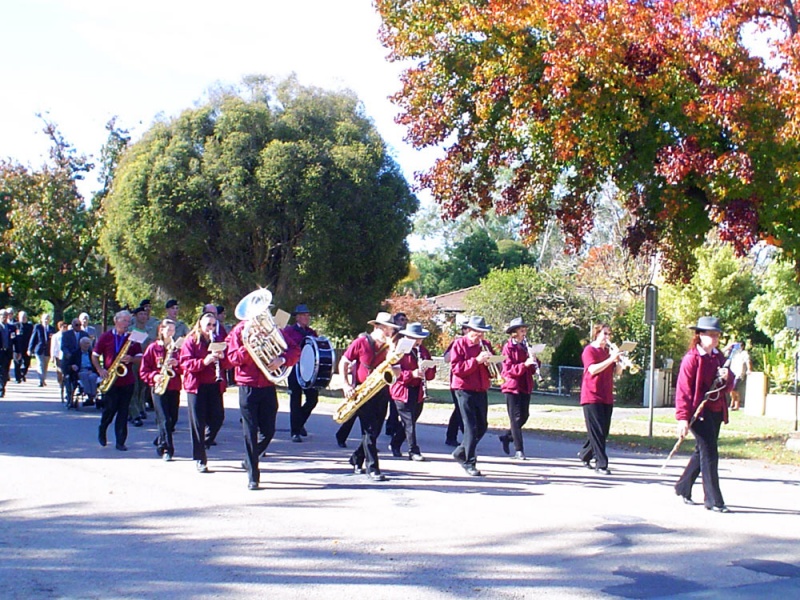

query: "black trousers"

left=240, top=385, right=278, bottom=485
left=14, top=352, right=31, bottom=382
left=350, top=388, right=389, bottom=475
left=204, top=386, right=225, bottom=445
left=502, top=392, right=531, bottom=453
left=446, top=388, right=464, bottom=443
left=390, top=388, right=423, bottom=455
left=579, top=403, right=613, bottom=469
left=675, top=410, right=725, bottom=508
left=187, top=384, right=224, bottom=464
left=454, top=390, right=488, bottom=467
left=99, top=384, right=134, bottom=446
left=0, top=350, right=12, bottom=393
left=336, top=413, right=357, bottom=445
left=288, top=370, right=318, bottom=436
left=153, top=388, right=180, bottom=456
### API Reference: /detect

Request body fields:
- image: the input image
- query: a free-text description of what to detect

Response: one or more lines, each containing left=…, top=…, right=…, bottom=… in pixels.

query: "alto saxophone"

left=153, top=337, right=180, bottom=396
left=98, top=337, right=133, bottom=394
left=333, top=338, right=415, bottom=424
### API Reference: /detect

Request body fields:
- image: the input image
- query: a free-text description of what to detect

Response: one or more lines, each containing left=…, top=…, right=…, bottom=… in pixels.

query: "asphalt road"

left=1, top=372, right=799, bottom=599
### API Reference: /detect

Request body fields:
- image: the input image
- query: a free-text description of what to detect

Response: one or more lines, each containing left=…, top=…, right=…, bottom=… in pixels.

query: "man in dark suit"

left=61, top=318, right=89, bottom=365
left=14, top=311, right=34, bottom=383
left=0, top=309, right=19, bottom=397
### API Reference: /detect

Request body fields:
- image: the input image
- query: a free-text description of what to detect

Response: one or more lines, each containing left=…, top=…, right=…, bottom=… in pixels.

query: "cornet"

left=608, top=342, right=640, bottom=374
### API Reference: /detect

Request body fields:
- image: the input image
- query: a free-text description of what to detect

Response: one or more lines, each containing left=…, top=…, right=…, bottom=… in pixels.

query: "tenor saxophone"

left=98, top=337, right=133, bottom=394
left=153, top=338, right=178, bottom=396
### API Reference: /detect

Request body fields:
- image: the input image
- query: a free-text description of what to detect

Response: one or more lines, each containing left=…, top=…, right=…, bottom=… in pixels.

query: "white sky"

left=0, top=0, right=440, bottom=200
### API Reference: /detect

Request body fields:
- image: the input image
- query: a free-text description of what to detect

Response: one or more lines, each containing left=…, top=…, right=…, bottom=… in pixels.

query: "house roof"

left=427, top=285, right=479, bottom=313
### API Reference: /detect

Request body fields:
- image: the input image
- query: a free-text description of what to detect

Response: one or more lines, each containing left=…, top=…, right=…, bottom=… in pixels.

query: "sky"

left=0, top=0, right=440, bottom=202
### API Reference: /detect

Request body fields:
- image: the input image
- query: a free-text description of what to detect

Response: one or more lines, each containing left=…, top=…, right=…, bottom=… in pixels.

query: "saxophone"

left=333, top=338, right=415, bottom=424
left=98, top=337, right=133, bottom=394
left=235, top=288, right=291, bottom=384
left=153, top=337, right=181, bottom=396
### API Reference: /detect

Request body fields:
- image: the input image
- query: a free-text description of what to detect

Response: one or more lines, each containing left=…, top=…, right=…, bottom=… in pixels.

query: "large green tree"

left=377, top=0, right=800, bottom=281
left=0, top=121, right=109, bottom=321
left=101, top=77, right=418, bottom=332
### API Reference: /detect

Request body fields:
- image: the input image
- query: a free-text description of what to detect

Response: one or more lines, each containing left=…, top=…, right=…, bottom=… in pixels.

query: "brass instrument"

left=483, top=341, right=504, bottom=386
left=153, top=336, right=183, bottom=396
left=609, top=342, right=640, bottom=374
left=333, top=337, right=415, bottom=424
left=98, top=337, right=132, bottom=394
left=235, top=288, right=291, bottom=384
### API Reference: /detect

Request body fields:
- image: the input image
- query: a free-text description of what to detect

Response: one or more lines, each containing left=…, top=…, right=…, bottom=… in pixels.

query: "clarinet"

left=523, top=337, right=544, bottom=384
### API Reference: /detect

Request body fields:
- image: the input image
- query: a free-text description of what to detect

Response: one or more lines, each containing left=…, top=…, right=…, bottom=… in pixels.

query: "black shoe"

left=248, top=482, right=258, bottom=490
left=464, top=465, right=483, bottom=477
left=499, top=434, right=511, bottom=455
left=84, top=399, right=94, bottom=406
left=132, top=418, right=143, bottom=427
left=444, top=438, right=459, bottom=447
left=595, top=467, right=611, bottom=475
left=115, top=444, right=128, bottom=451
left=389, top=445, right=402, bottom=458
left=337, top=440, right=347, bottom=448
left=206, top=440, right=217, bottom=447
left=98, top=428, right=107, bottom=447
left=367, top=471, right=386, bottom=481
left=292, top=434, right=302, bottom=443
left=348, top=456, right=364, bottom=474
left=300, top=427, right=308, bottom=437
left=240, top=461, right=247, bottom=470
left=409, top=453, right=425, bottom=462
left=451, top=447, right=466, bottom=465
left=707, top=505, right=731, bottom=513
left=681, top=496, right=696, bottom=505
left=196, top=462, right=209, bottom=473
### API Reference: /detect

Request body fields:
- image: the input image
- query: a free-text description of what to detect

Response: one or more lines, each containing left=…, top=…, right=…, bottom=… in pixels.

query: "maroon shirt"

left=580, top=344, right=614, bottom=405
left=500, top=340, right=539, bottom=395
left=226, top=320, right=300, bottom=387
left=675, top=346, right=731, bottom=423
left=179, top=331, right=230, bottom=394
left=390, top=345, right=435, bottom=402
left=282, top=323, right=318, bottom=348
left=139, top=341, right=183, bottom=392
left=93, top=330, right=143, bottom=387
left=343, top=334, right=389, bottom=385
left=450, top=337, right=493, bottom=392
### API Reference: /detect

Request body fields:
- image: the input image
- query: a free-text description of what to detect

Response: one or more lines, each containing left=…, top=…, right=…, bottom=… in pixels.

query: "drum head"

left=297, top=338, right=319, bottom=389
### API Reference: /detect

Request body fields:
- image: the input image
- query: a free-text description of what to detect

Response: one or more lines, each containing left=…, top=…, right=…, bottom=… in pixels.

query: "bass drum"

left=296, top=336, right=336, bottom=389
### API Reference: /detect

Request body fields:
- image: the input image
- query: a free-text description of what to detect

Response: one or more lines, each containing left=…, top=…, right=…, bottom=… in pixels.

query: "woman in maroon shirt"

left=673, top=316, right=732, bottom=513
left=498, top=318, right=541, bottom=460
left=578, top=323, right=621, bottom=474
left=140, top=319, right=183, bottom=462
left=179, top=312, right=229, bottom=473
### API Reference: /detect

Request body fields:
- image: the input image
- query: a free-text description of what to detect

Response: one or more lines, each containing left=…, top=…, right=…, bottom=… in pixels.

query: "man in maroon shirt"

left=449, top=315, right=495, bottom=476
left=92, top=310, right=144, bottom=452
left=227, top=314, right=300, bottom=490
left=338, top=312, right=400, bottom=481
left=578, top=323, right=621, bottom=474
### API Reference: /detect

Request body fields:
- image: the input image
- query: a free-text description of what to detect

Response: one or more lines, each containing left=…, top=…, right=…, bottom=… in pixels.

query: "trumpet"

left=609, top=342, right=640, bottom=374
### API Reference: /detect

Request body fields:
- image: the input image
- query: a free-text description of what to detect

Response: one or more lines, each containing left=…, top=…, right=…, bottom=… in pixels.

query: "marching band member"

left=388, top=322, right=436, bottom=461
left=283, top=304, right=319, bottom=443
left=498, top=318, right=540, bottom=460
left=384, top=312, right=408, bottom=442
left=179, top=312, right=230, bottom=473
left=673, top=316, right=733, bottom=512
left=338, top=312, right=400, bottom=481
left=578, top=323, right=622, bottom=475
left=449, top=315, right=495, bottom=476
left=140, top=319, right=183, bottom=462
left=226, top=309, right=300, bottom=490
left=442, top=316, right=468, bottom=447
left=92, top=310, right=143, bottom=452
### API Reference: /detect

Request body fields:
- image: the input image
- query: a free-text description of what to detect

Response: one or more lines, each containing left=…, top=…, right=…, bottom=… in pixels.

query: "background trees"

left=0, top=122, right=110, bottom=321
left=377, top=0, right=800, bottom=280
left=101, top=77, right=417, bottom=334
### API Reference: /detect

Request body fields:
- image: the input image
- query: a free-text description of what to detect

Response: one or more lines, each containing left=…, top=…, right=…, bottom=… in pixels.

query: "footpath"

left=1, top=372, right=799, bottom=599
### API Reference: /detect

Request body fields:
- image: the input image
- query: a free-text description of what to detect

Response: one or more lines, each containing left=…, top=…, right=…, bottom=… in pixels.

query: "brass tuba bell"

left=235, top=288, right=291, bottom=384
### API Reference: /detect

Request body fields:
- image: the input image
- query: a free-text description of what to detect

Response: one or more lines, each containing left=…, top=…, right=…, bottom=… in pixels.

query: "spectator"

left=28, top=313, right=55, bottom=387
left=50, top=321, right=69, bottom=391
left=14, top=310, right=34, bottom=383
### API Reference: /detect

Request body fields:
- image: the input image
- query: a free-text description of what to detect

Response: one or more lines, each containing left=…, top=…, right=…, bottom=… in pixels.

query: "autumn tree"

left=377, top=0, right=800, bottom=281
left=101, top=77, right=417, bottom=333
left=0, top=121, right=110, bottom=321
